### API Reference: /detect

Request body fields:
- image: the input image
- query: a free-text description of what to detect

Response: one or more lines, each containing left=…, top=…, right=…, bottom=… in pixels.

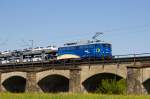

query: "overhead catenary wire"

left=103, top=24, right=150, bottom=33
left=0, top=39, right=8, bottom=46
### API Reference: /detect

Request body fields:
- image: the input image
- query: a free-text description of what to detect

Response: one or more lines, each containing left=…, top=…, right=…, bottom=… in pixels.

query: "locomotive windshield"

left=103, top=44, right=111, bottom=47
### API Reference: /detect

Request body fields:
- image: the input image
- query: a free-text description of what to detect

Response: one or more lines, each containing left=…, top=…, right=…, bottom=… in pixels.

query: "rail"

left=0, top=53, right=150, bottom=69
left=114, top=53, right=150, bottom=58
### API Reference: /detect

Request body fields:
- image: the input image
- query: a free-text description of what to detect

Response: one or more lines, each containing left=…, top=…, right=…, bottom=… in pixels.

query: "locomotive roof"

left=61, top=40, right=111, bottom=48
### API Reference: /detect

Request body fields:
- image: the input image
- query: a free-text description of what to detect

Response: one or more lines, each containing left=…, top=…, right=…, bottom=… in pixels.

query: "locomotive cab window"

left=103, top=44, right=111, bottom=47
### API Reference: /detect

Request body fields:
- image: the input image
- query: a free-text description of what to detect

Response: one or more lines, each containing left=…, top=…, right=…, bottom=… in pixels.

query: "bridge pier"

left=25, top=71, right=40, bottom=92
left=0, top=72, right=2, bottom=92
left=0, top=72, right=6, bottom=92
left=127, top=65, right=146, bottom=94
left=69, top=68, right=81, bottom=93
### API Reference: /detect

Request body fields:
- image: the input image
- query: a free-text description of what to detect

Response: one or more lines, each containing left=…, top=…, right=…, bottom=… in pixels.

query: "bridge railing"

left=0, top=53, right=150, bottom=68
left=114, top=53, right=150, bottom=58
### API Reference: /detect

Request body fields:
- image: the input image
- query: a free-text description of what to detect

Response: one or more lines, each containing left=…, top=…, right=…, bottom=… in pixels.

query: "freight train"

left=0, top=33, right=112, bottom=64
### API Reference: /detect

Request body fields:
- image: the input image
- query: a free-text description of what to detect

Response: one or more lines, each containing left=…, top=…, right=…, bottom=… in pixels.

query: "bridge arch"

left=1, top=72, right=27, bottom=93
left=38, top=74, right=69, bottom=93
left=36, top=69, right=70, bottom=93
left=141, top=68, right=150, bottom=84
left=81, top=65, right=126, bottom=83
left=1, top=72, right=27, bottom=84
left=143, top=78, right=150, bottom=94
left=36, top=69, right=70, bottom=83
left=82, top=72, right=124, bottom=92
left=141, top=68, right=150, bottom=94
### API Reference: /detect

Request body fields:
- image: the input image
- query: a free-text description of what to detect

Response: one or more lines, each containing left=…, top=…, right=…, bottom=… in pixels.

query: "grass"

left=0, top=93, right=150, bottom=99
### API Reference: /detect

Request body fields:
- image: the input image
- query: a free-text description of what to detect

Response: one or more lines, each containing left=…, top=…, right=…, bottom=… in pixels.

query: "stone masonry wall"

left=69, top=68, right=81, bottom=93
left=25, top=72, right=40, bottom=92
left=127, top=67, right=143, bottom=94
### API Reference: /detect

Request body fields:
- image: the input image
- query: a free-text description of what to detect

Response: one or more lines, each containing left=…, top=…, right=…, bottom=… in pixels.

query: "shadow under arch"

left=82, top=73, right=123, bottom=92
left=143, top=79, right=150, bottom=94
left=2, top=76, right=26, bottom=93
left=38, top=74, right=69, bottom=93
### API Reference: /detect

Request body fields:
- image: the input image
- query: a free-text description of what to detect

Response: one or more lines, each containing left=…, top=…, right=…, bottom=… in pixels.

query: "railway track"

left=0, top=56, right=149, bottom=70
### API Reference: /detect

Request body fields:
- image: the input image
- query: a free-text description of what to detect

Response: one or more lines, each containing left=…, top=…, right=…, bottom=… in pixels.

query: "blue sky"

left=0, top=0, right=150, bottom=55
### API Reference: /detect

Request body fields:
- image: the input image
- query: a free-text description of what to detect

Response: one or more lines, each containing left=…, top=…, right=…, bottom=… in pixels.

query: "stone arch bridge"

left=0, top=58, right=149, bottom=94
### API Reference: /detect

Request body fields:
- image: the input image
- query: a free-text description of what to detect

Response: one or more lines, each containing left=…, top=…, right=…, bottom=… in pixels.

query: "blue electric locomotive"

left=57, top=41, right=112, bottom=60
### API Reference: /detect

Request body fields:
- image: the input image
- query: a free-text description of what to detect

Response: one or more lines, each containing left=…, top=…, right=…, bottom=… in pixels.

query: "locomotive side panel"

left=57, top=43, right=112, bottom=60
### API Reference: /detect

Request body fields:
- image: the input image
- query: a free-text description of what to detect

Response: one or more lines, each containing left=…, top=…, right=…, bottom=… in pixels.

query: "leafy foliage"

left=96, top=79, right=126, bottom=94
